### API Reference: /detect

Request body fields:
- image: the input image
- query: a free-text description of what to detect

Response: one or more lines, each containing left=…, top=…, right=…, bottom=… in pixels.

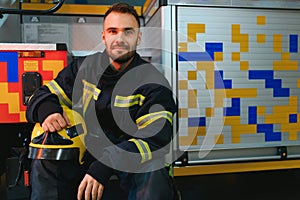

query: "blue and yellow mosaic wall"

left=177, top=7, right=300, bottom=150
left=0, top=49, right=67, bottom=123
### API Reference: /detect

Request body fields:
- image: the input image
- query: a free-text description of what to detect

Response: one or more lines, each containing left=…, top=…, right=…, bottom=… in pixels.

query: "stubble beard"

left=112, top=50, right=136, bottom=64
left=109, top=40, right=138, bottom=64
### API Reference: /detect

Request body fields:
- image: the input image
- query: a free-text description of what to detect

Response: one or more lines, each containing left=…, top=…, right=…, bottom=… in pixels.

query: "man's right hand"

left=41, top=111, right=70, bottom=133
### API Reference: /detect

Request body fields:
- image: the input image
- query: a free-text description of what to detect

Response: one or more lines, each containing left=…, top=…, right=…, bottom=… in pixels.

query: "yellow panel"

left=42, top=60, right=64, bottom=78
left=173, top=159, right=300, bottom=176
left=265, top=96, right=298, bottom=125
left=7, top=93, right=20, bottom=113
left=188, top=89, right=198, bottom=108
left=142, top=0, right=152, bottom=14
left=264, top=114, right=288, bottom=124
left=225, top=88, right=257, bottom=98
left=231, top=24, right=240, bottom=43
left=240, top=61, right=248, bottom=70
left=257, top=106, right=265, bottom=115
left=281, top=123, right=300, bottom=140
left=214, top=89, right=226, bottom=108
left=24, top=60, right=39, bottom=71
left=288, top=96, right=298, bottom=106
left=214, top=52, right=223, bottom=61
left=206, top=107, right=214, bottom=117
left=232, top=124, right=257, bottom=143
left=187, top=24, right=205, bottom=42
left=224, top=116, right=241, bottom=126
left=257, top=16, right=266, bottom=25
left=189, top=126, right=206, bottom=137
left=215, top=134, right=223, bottom=144
left=19, top=112, right=26, bottom=122
left=0, top=83, right=21, bottom=114
left=179, top=108, right=188, bottom=118
left=178, top=42, right=187, bottom=52
left=232, top=52, right=240, bottom=61
left=22, top=3, right=142, bottom=16
left=188, top=71, right=197, bottom=80
left=197, top=61, right=214, bottom=89
left=232, top=124, right=257, bottom=132
left=273, top=53, right=298, bottom=70
left=257, top=34, right=266, bottom=43
left=231, top=24, right=249, bottom=52
left=240, top=35, right=249, bottom=52
left=273, top=34, right=282, bottom=52
left=178, top=80, right=188, bottom=90
left=179, top=134, right=198, bottom=146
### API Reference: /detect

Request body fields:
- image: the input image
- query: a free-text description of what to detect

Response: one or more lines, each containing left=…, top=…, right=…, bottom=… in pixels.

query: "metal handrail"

left=0, top=0, right=64, bottom=17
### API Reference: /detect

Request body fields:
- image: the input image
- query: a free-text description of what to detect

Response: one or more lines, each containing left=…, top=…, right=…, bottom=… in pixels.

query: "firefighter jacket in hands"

left=26, top=51, right=177, bottom=186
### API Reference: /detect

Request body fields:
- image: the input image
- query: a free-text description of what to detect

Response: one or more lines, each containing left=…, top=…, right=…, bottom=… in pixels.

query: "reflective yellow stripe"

left=93, top=88, right=101, bottom=100
left=114, top=94, right=145, bottom=107
left=46, top=80, right=72, bottom=108
left=82, top=80, right=101, bottom=116
left=136, top=111, right=173, bottom=129
left=129, top=138, right=152, bottom=163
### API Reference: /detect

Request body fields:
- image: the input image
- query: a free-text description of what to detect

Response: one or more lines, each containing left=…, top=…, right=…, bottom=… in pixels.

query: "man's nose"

left=116, top=32, right=125, bottom=42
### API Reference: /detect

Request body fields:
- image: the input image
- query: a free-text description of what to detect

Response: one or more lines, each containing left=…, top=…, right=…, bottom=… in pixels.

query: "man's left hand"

left=77, top=174, right=104, bottom=200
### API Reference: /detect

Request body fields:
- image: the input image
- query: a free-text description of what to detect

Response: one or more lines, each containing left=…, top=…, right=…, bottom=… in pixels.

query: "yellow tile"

left=42, top=60, right=64, bottom=78
left=257, top=106, right=265, bottom=115
left=189, top=126, right=206, bottom=136
left=178, top=42, right=187, bottom=52
left=215, top=134, right=224, bottom=144
left=188, top=71, right=197, bottom=80
left=226, top=88, right=257, bottom=98
left=257, top=34, right=266, bottom=43
left=232, top=52, right=240, bottom=61
left=187, top=24, right=205, bottom=42
left=240, top=61, right=248, bottom=70
left=257, top=16, right=266, bottom=25
left=188, top=89, right=198, bottom=108
left=178, top=80, right=188, bottom=90
left=273, top=34, right=282, bottom=53
left=214, top=52, right=223, bottom=61
left=179, top=108, right=188, bottom=118
left=206, top=107, right=214, bottom=117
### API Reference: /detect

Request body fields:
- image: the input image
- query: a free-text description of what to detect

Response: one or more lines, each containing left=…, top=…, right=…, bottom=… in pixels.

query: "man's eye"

left=125, top=30, right=134, bottom=35
left=108, top=30, right=117, bottom=34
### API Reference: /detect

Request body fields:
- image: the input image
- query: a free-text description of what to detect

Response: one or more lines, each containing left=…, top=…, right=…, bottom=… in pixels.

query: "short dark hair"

left=104, top=2, right=140, bottom=27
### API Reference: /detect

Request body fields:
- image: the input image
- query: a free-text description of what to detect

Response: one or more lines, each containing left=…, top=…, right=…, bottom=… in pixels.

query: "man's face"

left=102, top=12, right=141, bottom=64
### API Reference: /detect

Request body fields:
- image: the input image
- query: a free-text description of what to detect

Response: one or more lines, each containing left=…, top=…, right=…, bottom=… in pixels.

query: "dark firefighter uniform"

left=26, top=51, right=178, bottom=200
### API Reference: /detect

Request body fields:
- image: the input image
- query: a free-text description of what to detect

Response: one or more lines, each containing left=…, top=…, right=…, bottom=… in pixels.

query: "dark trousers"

left=29, top=159, right=176, bottom=200
left=30, top=159, right=83, bottom=200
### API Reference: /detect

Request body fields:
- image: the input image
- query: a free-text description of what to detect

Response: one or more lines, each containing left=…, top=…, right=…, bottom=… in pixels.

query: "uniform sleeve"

left=26, top=58, right=82, bottom=124
left=87, top=84, right=177, bottom=184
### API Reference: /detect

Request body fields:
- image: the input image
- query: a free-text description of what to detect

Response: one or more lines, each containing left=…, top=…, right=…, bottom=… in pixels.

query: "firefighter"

left=26, top=2, right=178, bottom=200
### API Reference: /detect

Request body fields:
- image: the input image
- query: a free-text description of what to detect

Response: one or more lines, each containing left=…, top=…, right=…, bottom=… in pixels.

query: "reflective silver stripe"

left=28, top=147, right=79, bottom=161
left=136, top=111, right=173, bottom=129
left=46, top=80, right=72, bottom=108
left=129, top=138, right=152, bottom=163
left=114, top=94, right=145, bottom=107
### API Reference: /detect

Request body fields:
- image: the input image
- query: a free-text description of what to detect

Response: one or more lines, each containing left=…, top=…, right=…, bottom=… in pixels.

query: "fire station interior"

left=1, top=0, right=300, bottom=199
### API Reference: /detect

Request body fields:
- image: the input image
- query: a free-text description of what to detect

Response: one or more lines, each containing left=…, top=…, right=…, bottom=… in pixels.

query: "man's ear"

left=137, top=31, right=142, bottom=45
left=101, top=31, right=105, bottom=44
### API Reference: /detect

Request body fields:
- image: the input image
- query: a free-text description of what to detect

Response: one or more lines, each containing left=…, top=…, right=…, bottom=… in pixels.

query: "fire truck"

left=0, top=42, right=68, bottom=199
